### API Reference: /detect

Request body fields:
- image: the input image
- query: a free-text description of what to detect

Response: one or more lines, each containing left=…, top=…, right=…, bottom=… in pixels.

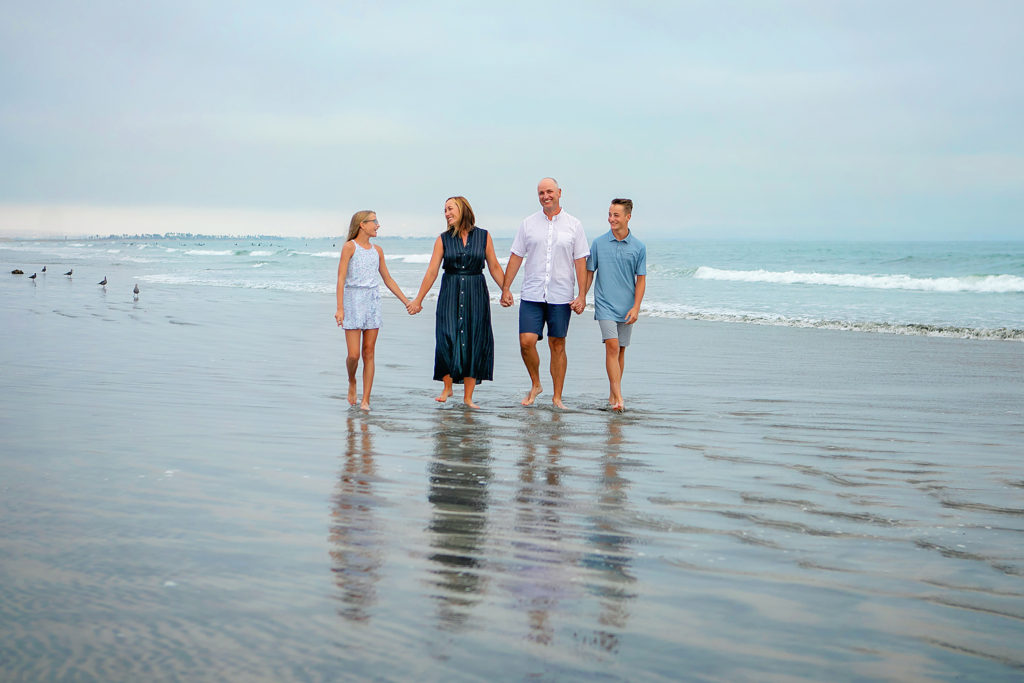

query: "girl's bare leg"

left=344, top=329, right=362, bottom=405
left=359, top=329, right=379, bottom=410
left=435, top=375, right=453, bottom=402
left=463, top=377, right=479, bottom=409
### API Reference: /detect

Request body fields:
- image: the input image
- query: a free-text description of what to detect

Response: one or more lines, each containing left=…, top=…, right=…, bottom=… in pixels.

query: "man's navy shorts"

left=519, top=300, right=572, bottom=340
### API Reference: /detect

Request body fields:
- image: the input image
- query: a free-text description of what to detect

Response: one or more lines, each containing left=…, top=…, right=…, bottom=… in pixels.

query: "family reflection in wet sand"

left=325, top=408, right=641, bottom=650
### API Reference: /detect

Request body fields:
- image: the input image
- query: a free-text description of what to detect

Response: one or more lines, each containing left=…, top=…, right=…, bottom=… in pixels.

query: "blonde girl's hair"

left=347, top=210, right=375, bottom=241
left=445, top=196, right=475, bottom=236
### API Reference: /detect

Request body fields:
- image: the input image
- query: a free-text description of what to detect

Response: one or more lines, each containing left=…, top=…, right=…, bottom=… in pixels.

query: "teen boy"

left=581, top=198, right=646, bottom=412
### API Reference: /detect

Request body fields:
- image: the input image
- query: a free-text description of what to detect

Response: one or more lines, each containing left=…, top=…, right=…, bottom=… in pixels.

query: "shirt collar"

left=607, top=229, right=632, bottom=243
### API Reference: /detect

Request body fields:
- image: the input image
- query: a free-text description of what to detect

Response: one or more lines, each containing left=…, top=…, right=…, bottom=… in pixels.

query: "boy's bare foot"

left=521, top=385, right=543, bottom=406
left=435, top=387, right=453, bottom=403
left=347, top=380, right=358, bottom=405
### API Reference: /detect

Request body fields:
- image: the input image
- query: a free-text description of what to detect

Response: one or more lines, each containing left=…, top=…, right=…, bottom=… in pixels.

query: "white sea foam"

left=694, top=267, right=1024, bottom=294
left=184, top=249, right=234, bottom=256
left=641, top=300, right=1023, bottom=340
left=391, top=253, right=433, bottom=264
left=249, top=250, right=274, bottom=257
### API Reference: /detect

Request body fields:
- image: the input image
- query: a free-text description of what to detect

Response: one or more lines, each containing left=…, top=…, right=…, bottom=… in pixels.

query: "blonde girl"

left=335, top=210, right=412, bottom=410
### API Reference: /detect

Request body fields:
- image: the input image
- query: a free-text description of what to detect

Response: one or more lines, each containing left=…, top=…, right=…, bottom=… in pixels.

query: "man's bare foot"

left=347, top=380, right=358, bottom=405
left=552, top=397, right=567, bottom=409
left=521, top=385, right=543, bottom=406
left=435, top=387, right=453, bottom=403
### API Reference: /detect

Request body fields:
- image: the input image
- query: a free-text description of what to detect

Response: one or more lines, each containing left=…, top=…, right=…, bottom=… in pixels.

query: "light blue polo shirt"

left=586, top=230, right=646, bottom=322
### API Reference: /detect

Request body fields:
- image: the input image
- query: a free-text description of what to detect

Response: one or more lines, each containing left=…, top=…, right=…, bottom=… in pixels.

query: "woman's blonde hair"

left=445, top=196, right=475, bottom=236
left=346, top=210, right=375, bottom=241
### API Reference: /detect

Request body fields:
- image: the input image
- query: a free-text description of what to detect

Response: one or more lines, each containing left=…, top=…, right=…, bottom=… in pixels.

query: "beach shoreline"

left=2, top=259, right=1023, bottom=681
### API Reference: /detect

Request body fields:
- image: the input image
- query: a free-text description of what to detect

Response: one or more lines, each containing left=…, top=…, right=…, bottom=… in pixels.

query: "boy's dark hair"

left=611, top=198, right=633, bottom=214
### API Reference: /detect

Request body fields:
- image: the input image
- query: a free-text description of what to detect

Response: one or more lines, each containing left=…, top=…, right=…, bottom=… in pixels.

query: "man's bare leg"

left=463, top=377, right=479, bottom=409
left=549, top=336, right=567, bottom=409
left=436, top=375, right=453, bottom=402
left=519, top=332, right=543, bottom=405
left=616, top=347, right=627, bottom=411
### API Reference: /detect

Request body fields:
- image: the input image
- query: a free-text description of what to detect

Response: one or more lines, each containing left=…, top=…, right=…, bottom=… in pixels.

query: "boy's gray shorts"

left=598, top=319, right=633, bottom=347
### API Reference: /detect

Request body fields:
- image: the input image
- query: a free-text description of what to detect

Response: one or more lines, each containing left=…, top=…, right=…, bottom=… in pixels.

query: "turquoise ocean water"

left=3, top=236, right=1021, bottom=339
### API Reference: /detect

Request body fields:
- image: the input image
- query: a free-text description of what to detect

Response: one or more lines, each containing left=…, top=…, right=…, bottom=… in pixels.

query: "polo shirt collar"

left=608, top=229, right=632, bottom=243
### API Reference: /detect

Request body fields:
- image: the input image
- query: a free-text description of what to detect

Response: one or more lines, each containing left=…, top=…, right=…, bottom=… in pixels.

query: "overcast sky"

left=1, top=1, right=1021, bottom=239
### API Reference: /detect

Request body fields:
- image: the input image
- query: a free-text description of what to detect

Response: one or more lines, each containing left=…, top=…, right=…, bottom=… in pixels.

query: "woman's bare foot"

left=435, top=387, right=453, bottom=403
left=521, top=385, right=543, bottom=406
left=612, top=401, right=625, bottom=412
left=347, top=380, right=358, bottom=405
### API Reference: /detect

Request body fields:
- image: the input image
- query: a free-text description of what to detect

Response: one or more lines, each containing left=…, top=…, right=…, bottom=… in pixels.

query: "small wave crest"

left=391, top=253, right=433, bottom=264
left=694, top=267, right=1024, bottom=294
left=641, top=301, right=1023, bottom=340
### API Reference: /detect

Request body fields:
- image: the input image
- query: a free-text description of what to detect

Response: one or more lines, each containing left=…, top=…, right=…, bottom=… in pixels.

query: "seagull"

left=42, top=266, right=47, bottom=273
left=29, top=272, right=37, bottom=280
left=98, top=276, right=107, bottom=286
left=133, top=284, right=140, bottom=299
left=64, top=269, right=73, bottom=277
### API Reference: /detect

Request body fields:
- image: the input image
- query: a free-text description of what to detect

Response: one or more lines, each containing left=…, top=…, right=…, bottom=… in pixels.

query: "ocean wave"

left=694, top=267, right=1024, bottom=294
left=641, top=302, right=1023, bottom=340
left=391, top=253, right=432, bottom=264
left=184, top=249, right=234, bottom=256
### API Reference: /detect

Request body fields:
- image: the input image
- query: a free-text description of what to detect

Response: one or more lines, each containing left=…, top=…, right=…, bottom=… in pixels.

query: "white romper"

left=342, top=244, right=382, bottom=330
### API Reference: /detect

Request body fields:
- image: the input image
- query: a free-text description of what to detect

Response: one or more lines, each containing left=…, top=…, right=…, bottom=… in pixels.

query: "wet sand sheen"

left=1, top=282, right=1022, bottom=682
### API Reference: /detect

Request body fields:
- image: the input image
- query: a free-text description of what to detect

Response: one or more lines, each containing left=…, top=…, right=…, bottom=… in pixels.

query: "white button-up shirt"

left=510, top=209, right=589, bottom=304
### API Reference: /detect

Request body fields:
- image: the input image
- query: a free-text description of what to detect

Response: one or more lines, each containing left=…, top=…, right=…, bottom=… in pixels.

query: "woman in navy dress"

left=410, top=196, right=506, bottom=408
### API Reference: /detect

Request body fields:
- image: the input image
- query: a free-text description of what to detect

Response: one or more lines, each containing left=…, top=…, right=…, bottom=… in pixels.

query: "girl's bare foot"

left=435, top=387, right=453, bottom=403
left=347, top=380, right=358, bottom=405
left=521, top=385, right=543, bottom=406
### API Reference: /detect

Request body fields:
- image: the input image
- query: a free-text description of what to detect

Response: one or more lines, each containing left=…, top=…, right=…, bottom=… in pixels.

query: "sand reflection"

left=426, top=409, right=493, bottom=631
left=580, top=417, right=637, bottom=652
left=328, top=415, right=384, bottom=622
left=512, top=411, right=574, bottom=645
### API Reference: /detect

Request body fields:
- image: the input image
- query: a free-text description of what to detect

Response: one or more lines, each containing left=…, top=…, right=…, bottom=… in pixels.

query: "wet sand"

left=1, top=280, right=1022, bottom=681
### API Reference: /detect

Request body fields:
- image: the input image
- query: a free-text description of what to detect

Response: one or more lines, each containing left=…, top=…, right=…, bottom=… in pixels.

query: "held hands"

left=570, top=295, right=586, bottom=315
left=500, top=290, right=514, bottom=307
left=406, top=300, right=423, bottom=315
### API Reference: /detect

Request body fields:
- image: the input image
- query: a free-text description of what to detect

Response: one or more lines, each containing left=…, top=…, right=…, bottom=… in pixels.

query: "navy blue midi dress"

left=434, top=228, right=494, bottom=383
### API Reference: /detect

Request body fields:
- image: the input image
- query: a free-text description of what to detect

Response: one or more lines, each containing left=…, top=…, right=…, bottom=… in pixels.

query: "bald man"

left=500, top=178, right=589, bottom=408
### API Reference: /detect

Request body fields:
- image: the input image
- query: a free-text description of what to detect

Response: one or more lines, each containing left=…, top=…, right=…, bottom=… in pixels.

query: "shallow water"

left=1, top=271, right=1023, bottom=681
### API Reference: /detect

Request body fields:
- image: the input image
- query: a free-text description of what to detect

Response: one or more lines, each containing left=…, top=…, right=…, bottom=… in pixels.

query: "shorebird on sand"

left=64, top=269, right=73, bottom=277
left=133, top=284, right=140, bottom=300
left=11, top=269, right=24, bottom=275
left=98, top=276, right=107, bottom=287
left=42, top=266, right=47, bottom=273
left=29, top=272, right=37, bottom=280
